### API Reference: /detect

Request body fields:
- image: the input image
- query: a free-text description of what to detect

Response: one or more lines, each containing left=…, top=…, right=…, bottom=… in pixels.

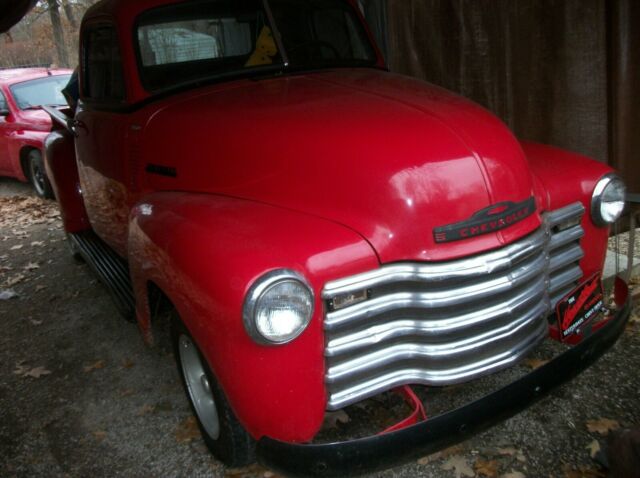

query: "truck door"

left=74, top=23, right=131, bottom=257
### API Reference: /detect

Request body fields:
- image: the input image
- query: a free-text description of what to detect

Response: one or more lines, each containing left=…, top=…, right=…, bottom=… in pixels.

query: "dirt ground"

left=1, top=177, right=639, bottom=478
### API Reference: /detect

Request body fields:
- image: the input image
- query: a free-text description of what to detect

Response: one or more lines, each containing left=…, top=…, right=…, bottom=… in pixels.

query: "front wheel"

left=172, top=315, right=255, bottom=466
left=27, top=149, right=54, bottom=199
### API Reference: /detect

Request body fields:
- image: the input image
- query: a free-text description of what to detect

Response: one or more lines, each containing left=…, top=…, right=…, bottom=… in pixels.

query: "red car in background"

left=0, top=68, right=72, bottom=198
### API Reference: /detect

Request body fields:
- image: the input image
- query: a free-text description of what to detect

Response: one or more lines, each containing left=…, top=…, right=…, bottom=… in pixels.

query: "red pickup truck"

left=44, top=0, right=630, bottom=475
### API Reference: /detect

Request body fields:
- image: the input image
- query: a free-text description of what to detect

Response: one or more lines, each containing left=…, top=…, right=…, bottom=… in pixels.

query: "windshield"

left=135, top=0, right=377, bottom=92
left=270, top=0, right=377, bottom=68
left=9, top=75, right=71, bottom=110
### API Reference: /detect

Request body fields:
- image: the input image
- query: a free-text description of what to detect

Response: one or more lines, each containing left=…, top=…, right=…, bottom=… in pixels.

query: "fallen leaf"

left=500, top=472, right=526, bottom=478
left=30, top=241, right=45, bottom=247
left=122, top=359, right=135, bottom=369
left=322, top=410, right=350, bottom=429
left=225, top=464, right=279, bottom=478
left=441, top=455, right=474, bottom=478
left=586, top=418, right=620, bottom=435
left=417, top=454, right=439, bottom=466
left=522, top=358, right=549, bottom=370
left=586, top=439, right=601, bottom=459
left=10, top=244, right=23, bottom=250
left=35, top=285, right=47, bottom=292
left=15, top=366, right=52, bottom=378
left=474, top=458, right=500, bottom=477
left=563, top=464, right=606, bottom=478
left=119, top=389, right=134, bottom=397
left=84, top=360, right=106, bottom=373
left=137, top=404, right=156, bottom=416
left=23, top=262, right=39, bottom=271
left=175, top=416, right=200, bottom=443
left=0, top=289, right=18, bottom=300
left=417, top=445, right=465, bottom=465
left=13, top=362, right=29, bottom=375
left=497, top=447, right=517, bottom=456
left=92, top=431, right=107, bottom=441
left=30, top=319, right=43, bottom=326
left=496, top=447, right=526, bottom=462
left=3, top=273, right=26, bottom=287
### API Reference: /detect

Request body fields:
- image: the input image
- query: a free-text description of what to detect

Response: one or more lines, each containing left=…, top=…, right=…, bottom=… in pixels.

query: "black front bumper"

left=256, top=293, right=631, bottom=477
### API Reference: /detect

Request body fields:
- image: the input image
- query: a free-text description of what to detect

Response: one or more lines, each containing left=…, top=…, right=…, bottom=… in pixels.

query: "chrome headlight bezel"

left=243, top=269, right=314, bottom=345
left=591, top=173, right=626, bottom=227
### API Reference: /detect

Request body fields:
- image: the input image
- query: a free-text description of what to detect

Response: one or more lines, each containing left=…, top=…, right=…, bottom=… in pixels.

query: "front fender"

left=7, top=129, right=48, bottom=181
left=128, top=192, right=378, bottom=443
left=521, top=141, right=614, bottom=280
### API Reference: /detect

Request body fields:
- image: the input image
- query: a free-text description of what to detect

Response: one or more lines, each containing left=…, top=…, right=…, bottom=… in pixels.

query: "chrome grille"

left=322, top=203, right=585, bottom=410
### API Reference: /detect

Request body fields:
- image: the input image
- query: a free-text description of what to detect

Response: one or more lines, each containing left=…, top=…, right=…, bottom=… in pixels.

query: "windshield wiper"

left=263, top=0, right=290, bottom=69
left=22, top=103, right=67, bottom=111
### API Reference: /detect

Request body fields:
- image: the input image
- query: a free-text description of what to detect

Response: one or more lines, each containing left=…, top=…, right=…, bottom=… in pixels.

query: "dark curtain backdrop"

left=379, top=0, right=639, bottom=193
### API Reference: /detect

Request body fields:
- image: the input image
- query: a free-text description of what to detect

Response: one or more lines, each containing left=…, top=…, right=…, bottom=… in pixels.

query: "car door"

left=0, top=89, right=11, bottom=175
left=74, top=22, right=131, bottom=257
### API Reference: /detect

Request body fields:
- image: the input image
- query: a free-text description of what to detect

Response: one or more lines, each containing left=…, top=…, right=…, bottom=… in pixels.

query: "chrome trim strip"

left=322, top=228, right=546, bottom=299
left=326, top=253, right=547, bottom=329
left=549, top=245, right=584, bottom=273
left=546, top=202, right=585, bottom=227
left=325, top=277, right=546, bottom=354
left=326, top=301, right=548, bottom=383
left=327, top=320, right=548, bottom=409
left=549, top=265, right=583, bottom=295
left=549, top=225, right=584, bottom=250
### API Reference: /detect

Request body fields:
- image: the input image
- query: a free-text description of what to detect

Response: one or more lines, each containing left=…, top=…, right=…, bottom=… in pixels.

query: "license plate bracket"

left=556, top=273, right=604, bottom=340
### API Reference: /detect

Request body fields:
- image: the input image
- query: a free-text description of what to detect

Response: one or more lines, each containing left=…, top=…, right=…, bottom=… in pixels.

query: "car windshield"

left=9, top=75, right=71, bottom=110
left=135, top=0, right=377, bottom=92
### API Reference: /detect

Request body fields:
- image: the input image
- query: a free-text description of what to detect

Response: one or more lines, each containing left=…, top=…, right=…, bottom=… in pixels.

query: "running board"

left=69, top=231, right=136, bottom=322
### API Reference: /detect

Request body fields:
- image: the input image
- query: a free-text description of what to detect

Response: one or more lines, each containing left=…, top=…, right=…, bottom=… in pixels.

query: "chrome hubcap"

left=178, top=335, right=220, bottom=439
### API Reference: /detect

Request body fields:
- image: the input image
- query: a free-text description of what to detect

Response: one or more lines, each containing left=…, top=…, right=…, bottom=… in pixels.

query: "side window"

left=82, top=25, right=126, bottom=102
left=0, top=92, right=7, bottom=112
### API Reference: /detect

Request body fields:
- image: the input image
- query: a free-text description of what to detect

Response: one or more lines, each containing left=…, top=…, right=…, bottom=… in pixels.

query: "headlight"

left=591, top=174, right=626, bottom=226
left=243, top=269, right=314, bottom=345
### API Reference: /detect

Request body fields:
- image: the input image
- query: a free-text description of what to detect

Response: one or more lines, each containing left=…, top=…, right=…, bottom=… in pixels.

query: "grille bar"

left=326, top=253, right=547, bottom=330
left=322, top=228, right=547, bottom=299
left=323, top=203, right=586, bottom=410
left=327, top=319, right=548, bottom=410
left=325, top=275, right=547, bottom=356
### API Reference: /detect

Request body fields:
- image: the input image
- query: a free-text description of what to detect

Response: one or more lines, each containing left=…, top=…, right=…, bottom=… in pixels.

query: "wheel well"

left=19, top=146, right=38, bottom=179
left=147, top=281, right=176, bottom=351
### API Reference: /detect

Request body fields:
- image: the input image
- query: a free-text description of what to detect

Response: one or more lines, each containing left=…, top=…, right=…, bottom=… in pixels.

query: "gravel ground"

left=1, top=178, right=639, bottom=478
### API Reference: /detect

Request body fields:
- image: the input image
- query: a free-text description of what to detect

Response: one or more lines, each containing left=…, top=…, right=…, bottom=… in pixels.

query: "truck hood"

left=143, top=69, right=541, bottom=263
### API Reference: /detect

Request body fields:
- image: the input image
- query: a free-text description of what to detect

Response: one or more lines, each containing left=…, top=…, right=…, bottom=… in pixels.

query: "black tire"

left=27, top=149, right=54, bottom=199
left=172, top=314, right=255, bottom=467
